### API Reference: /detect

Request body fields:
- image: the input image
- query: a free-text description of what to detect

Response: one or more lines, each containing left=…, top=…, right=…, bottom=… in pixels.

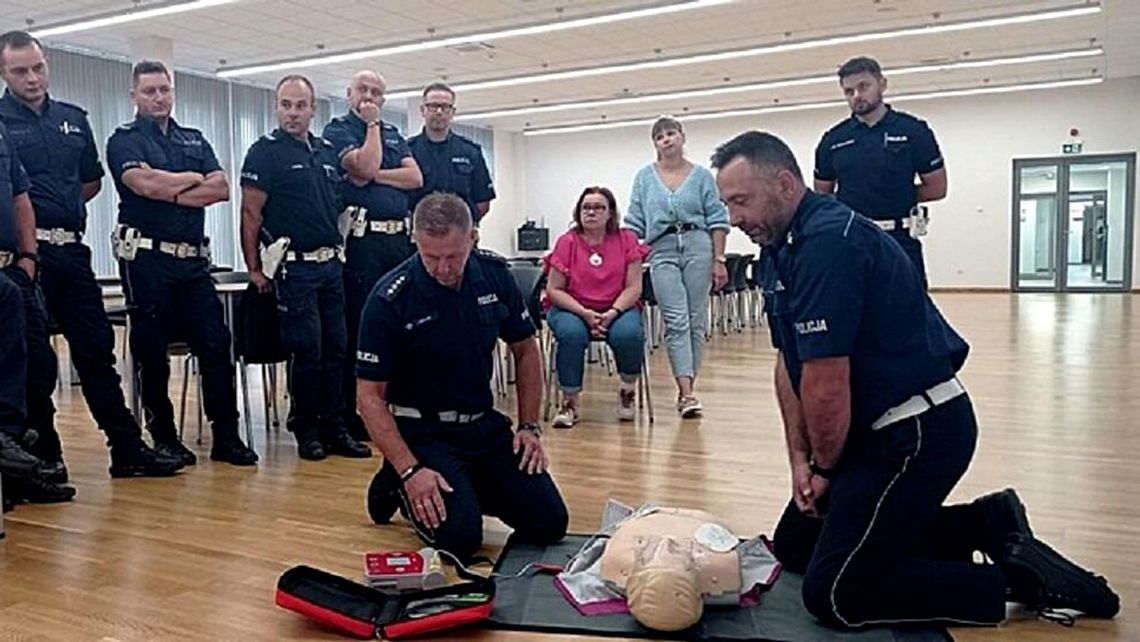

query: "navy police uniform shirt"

left=814, top=106, right=943, bottom=219
left=240, top=129, right=342, bottom=252
left=0, top=91, right=105, bottom=232
left=759, top=190, right=968, bottom=430
left=321, top=112, right=411, bottom=220
left=407, top=130, right=495, bottom=224
left=0, top=121, right=31, bottom=251
left=106, top=116, right=223, bottom=244
left=355, top=249, right=536, bottom=415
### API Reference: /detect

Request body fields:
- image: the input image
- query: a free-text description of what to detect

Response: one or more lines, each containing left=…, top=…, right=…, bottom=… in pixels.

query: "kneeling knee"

left=516, top=499, right=569, bottom=545
left=431, top=520, right=484, bottom=561
left=801, top=570, right=842, bottom=627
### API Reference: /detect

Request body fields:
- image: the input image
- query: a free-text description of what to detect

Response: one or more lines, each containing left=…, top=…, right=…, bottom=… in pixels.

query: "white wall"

left=499, top=77, right=1140, bottom=289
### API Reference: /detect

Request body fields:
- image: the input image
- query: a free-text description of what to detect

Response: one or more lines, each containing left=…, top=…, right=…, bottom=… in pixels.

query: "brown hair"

left=572, top=186, right=620, bottom=233
left=413, top=192, right=472, bottom=236
left=650, top=116, right=683, bottom=140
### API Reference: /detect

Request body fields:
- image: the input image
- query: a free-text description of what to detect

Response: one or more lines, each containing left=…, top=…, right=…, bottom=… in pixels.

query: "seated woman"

left=545, top=186, right=648, bottom=427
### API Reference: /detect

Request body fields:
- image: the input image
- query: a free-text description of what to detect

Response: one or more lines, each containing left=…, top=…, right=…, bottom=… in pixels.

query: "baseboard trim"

left=929, top=287, right=1011, bottom=293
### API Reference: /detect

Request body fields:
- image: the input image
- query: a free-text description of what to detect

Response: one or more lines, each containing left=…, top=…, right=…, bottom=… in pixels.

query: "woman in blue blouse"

left=627, top=117, right=729, bottom=417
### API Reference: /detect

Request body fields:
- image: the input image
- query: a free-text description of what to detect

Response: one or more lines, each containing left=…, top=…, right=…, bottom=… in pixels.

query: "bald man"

left=322, top=70, right=422, bottom=440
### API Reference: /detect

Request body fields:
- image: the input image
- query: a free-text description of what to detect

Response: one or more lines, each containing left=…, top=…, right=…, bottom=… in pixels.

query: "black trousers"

left=342, top=232, right=414, bottom=429
left=275, top=260, right=348, bottom=440
left=379, top=411, right=568, bottom=560
left=1, top=266, right=60, bottom=461
left=0, top=272, right=28, bottom=439
left=120, top=251, right=239, bottom=442
left=39, top=243, right=143, bottom=448
left=889, top=231, right=928, bottom=290
left=772, top=395, right=1007, bottom=628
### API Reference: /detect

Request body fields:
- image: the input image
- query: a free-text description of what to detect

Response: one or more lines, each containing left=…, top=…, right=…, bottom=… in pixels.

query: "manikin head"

left=625, top=537, right=703, bottom=631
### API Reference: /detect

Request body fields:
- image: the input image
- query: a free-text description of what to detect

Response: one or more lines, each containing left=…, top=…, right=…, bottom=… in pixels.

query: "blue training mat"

left=486, top=533, right=952, bottom=642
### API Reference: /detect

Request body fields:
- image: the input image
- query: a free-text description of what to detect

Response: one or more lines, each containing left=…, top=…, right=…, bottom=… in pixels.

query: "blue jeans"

left=546, top=306, right=644, bottom=394
left=648, top=230, right=712, bottom=380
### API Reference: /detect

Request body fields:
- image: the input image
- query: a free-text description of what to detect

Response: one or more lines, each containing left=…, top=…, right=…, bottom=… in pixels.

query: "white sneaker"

left=552, top=403, right=579, bottom=428
left=617, top=389, right=636, bottom=422
left=677, top=395, right=702, bottom=418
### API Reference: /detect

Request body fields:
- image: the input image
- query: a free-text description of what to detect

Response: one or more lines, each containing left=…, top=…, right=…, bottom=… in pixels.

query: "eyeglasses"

left=581, top=204, right=609, bottom=213
left=423, top=103, right=454, bottom=113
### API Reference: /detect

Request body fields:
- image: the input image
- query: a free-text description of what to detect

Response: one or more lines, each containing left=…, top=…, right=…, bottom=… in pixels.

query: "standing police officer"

left=240, top=75, right=371, bottom=461
left=0, top=115, right=75, bottom=504
left=407, top=83, right=496, bottom=225
left=106, top=60, right=257, bottom=467
left=321, top=70, right=422, bottom=439
left=0, top=31, right=182, bottom=479
left=359, top=193, right=567, bottom=560
left=713, top=131, right=1118, bottom=629
left=814, top=57, right=947, bottom=288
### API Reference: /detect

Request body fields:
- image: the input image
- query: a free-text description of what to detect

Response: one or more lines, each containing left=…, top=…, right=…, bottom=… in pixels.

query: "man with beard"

left=813, top=57, right=947, bottom=288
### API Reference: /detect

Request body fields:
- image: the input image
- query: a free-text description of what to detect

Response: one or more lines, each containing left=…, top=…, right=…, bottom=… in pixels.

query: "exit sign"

left=1063, top=141, right=1083, bottom=154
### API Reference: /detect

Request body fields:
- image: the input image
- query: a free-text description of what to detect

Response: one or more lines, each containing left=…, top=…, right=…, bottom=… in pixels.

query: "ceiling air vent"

left=447, top=41, right=495, bottom=54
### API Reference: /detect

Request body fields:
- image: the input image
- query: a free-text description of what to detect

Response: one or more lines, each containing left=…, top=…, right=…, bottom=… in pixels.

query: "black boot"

left=297, top=432, right=327, bottom=461
left=973, top=488, right=1033, bottom=561
left=323, top=431, right=372, bottom=459
left=367, top=464, right=400, bottom=524
left=1000, top=532, right=1120, bottom=620
left=110, top=441, right=185, bottom=478
left=0, top=433, right=45, bottom=477
left=153, top=438, right=198, bottom=467
left=38, top=459, right=69, bottom=485
left=210, top=438, right=259, bottom=466
left=6, top=474, right=76, bottom=504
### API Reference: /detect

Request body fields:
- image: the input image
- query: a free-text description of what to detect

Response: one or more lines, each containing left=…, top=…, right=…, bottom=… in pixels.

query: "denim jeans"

left=648, top=229, right=712, bottom=380
left=546, top=306, right=643, bottom=394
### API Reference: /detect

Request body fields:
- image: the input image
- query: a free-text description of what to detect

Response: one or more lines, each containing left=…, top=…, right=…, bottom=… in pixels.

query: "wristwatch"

left=809, top=460, right=837, bottom=480
left=518, top=421, right=543, bottom=437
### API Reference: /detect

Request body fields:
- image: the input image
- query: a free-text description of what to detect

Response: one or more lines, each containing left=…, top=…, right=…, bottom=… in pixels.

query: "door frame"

left=1010, top=153, right=1135, bottom=292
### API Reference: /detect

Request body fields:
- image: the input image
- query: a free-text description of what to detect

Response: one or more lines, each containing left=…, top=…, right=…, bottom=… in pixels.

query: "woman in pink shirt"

left=545, top=186, right=648, bottom=427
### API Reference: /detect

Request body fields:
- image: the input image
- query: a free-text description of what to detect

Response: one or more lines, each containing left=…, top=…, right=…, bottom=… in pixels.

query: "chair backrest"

left=507, top=264, right=547, bottom=329
left=730, top=254, right=754, bottom=292
left=234, top=284, right=288, bottom=363
left=211, top=271, right=251, bottom=285
left=640, top=268, right=656, bottom=305
left=720, top=254, right=743, bottom=293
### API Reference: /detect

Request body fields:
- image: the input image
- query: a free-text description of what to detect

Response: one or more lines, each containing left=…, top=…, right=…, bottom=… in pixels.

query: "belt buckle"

left=174, top=242, right=192, bottom=259
left=317, top=248, right=333, bottom=262
left=49, top=229, right=67, bottom=245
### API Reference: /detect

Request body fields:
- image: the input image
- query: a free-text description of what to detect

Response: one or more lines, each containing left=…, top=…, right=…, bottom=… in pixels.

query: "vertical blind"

left=9, top=47, right=471, bottom=276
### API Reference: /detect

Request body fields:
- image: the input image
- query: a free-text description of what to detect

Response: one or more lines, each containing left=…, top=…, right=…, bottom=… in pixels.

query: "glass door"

left=1011, top=154, right=1135, bottom=292
left=1013, top=162, right=1060, bottom=290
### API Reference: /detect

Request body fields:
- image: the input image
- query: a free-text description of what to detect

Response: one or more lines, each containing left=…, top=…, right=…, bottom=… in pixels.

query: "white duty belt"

left=140, top=237, right=209, bottom=258
left=389, top=405, right=484, bottom=424
left=365, top=219, right=407, bottom=235
left=871, top=377, right=965, bottom=431
left=284, top=246, right=344, bottom=263
left=872, top=218, right=911, bottom=231
left=36, top=228, right=83, bottom=245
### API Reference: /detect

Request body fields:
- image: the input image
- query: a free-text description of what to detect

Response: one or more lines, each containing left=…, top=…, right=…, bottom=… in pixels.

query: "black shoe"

left=297, top=436, right=327, bottom=461
left=110, top=443, right=185, bottom=478
left=6, top=474, right=76, bottom=504
left=38, top=459, right=69, bottom=485
left=1000, top=532, right=1120, bottom=620
left=367, top=465, right=400, bottom=524
left=974, top=488, right=1033, bottom=560
left=153, top=439, right=198, bottom=467
left=210, top=439, right=259, bottom=466
left=347, top=415, right=371, bottom=442
left=0, top=433, right=45, bottom=477
left=323, top=432, right=372, bottom=459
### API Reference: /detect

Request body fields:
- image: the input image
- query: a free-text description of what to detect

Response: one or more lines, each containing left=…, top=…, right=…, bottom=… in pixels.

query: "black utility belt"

left=36, top=228, right=84, bottom=245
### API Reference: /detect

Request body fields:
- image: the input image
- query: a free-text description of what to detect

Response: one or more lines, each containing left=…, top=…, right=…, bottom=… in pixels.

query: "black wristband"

left=809, top=461, right=837, bottom=480
left=399, top=462, right=424, bottom=483
left=518, top=421, right=543, bottom=437
left=17, top=251, right=38, bottom=264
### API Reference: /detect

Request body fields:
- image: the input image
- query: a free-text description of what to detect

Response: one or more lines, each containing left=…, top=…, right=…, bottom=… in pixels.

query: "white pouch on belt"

left=260, top=237, right=291, bottom=279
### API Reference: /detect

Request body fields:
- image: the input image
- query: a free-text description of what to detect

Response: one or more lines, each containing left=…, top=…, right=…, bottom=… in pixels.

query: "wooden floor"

left=1, top=293, right=1136, bottom=641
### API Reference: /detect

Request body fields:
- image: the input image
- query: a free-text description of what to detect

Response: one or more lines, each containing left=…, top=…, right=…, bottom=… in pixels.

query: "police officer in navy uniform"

left=239, top=75, right=371, bottom=461
left=0, top=116, right=76, bottom=505
left=814, top=57, right=947, bottom=289
left=358, top=193, right=567, bottom=560
left=407, top=83, right=496, bottom=226
left=322, top=70, right=422, bottom=439
left=712, top=131, right=1118, bottom=629
left=106, top=60, right=257, bottom=467
left=0, top=31, right=182, bottom=479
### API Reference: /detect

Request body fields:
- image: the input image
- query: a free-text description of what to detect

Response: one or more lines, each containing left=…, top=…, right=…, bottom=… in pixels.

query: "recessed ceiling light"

left=217, top=0, right=732, bottom=78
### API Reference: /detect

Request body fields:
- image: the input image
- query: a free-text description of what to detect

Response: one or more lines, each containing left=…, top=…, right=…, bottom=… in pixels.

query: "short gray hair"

left=413, top=192, right=472, bottom=236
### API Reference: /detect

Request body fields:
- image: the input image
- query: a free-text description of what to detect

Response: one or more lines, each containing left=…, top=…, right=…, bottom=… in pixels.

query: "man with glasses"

left=408, top=83, right=496, bottom=226
left=322, top=70, right=422, bottom=440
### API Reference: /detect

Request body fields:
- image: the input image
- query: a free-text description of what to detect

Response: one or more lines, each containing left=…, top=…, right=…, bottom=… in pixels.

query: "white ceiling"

left=2, top=0, right=1135, bottom=132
